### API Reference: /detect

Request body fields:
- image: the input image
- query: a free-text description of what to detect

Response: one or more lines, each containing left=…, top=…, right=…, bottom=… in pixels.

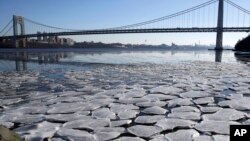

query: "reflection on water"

left=215, top=51, right=223, bottom=62
left=0, top=49, right=249, bottom=72
left=234, top=53, right=250, bottom=64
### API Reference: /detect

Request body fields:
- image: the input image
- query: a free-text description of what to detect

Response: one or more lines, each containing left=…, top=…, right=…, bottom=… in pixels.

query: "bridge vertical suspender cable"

left=224, top=0, right=250, bottom=28
left=21, top=0, right=218, bottom=32
left=2, top=0, right=250, bottom=39
left=1, top=0, right=219, bottom=37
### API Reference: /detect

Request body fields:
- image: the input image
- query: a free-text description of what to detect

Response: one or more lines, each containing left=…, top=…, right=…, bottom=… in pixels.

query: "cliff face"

left=235, top=35, right=250, bottom=51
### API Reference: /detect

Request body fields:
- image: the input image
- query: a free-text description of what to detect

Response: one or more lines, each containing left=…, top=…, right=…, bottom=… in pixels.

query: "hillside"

left=235, top=35, right=250, bottom=51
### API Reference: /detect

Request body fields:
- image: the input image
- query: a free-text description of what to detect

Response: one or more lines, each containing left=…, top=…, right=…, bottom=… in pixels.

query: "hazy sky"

left=1, top=0, right=250, bottom=46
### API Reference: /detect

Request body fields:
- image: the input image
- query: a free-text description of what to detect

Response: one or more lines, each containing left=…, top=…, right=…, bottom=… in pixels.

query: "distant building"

left=35, top=32, right=75, bottom=46
left=59, top=38, right=75, bottom=46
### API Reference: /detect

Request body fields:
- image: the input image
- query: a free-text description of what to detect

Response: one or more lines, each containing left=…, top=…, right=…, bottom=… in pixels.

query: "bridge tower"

left=13, top=15, right=25, bottom=36
left=13, top=15, right=26, bottom=48
left=215, top=0, right=224, bottom=50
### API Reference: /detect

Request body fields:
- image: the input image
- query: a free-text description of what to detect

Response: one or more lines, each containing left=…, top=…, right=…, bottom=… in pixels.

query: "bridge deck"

left=1, top=27, right=250, bottom=39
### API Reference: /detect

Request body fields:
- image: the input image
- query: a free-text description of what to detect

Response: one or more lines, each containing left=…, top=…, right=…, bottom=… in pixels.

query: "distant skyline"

left=1, top=0, right=250, bottom=46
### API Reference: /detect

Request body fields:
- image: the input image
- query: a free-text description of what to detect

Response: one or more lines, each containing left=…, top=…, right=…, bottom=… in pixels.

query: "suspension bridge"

left=0, top=0, right=250, bottom=50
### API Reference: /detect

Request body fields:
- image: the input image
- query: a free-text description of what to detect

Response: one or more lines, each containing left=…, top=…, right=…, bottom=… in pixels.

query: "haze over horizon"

left=1, top=0, right=250, bottom=46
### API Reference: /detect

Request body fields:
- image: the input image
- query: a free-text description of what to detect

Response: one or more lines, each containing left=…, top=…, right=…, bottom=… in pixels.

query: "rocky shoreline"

left=0, top=62, right=250, bottom=141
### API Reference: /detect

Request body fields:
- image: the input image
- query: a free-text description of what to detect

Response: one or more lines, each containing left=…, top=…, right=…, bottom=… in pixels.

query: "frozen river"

left=0, top=49, right=250, bottom=141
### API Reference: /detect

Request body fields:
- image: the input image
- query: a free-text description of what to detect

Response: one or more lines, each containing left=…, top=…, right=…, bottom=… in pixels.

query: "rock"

left=180, top=91, right=211, bottom=98
left=92, top=108, right=116, bottom=119
left=135, top=115, right=165, bottom=124
left=117, top=110, right=139, bottom=119
left=156, top=118, right=197, bottom=130
left=165, top=129, right=200, bottom=141
left=168, top=112, right=201, bottom=120
left=168, top=98, right=193, bottom=107
left=56, top=128, right=95, bottom=141
left=63, top=119, right=110, bottom=130
left=142, top=106, right=167, bottom=115
left=171, top=106, right=200, bottom=113
left=110, top=120, right=132, bottom=127
left=213, top=135, right=229, bottom=141
left=150, top=86, right=182, bottom=95
left=218, top=97, right=250, bottom=110
left=113, top=137, right=145, bottom=141
left=127, top=125, right=163, bottom=138
left=202, top=109, right=246, bottom=121
left=0, top=125, right=23, bottom=141
left=195, top=120, right=239, bottom=134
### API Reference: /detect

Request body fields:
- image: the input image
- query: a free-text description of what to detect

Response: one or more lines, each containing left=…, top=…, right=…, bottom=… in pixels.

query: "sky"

left=0, top=0, right=250, bottom=46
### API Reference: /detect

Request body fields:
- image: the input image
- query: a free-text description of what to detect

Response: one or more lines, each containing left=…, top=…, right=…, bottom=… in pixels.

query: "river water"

left=0, top=49, right=249, bottom=72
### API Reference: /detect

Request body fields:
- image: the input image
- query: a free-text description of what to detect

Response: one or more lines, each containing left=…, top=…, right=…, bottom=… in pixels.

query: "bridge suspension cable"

left=223, top=0, right=250, bottom=27
left=0, top=19, right=13, bottom=35
left=21, top=0, right=218, bottom=32
left=225, top=0, right=250, bottom=15
left=24, top=17, right=79, bottom=31
left=2, top=26, right=13, bottom=37
left=2, top=0, right=250, bottom=39
left=108, top=0, right=218, bottom=30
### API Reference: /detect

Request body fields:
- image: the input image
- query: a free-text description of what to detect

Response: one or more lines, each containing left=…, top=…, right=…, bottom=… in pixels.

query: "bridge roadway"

left=1, top=27, right=250, bottom=39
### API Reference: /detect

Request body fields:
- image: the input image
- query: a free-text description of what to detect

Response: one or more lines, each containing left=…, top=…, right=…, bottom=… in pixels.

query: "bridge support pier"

left=14, top=39, right=26, bottom=48
left=215, top=0, right=224, bottom=50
